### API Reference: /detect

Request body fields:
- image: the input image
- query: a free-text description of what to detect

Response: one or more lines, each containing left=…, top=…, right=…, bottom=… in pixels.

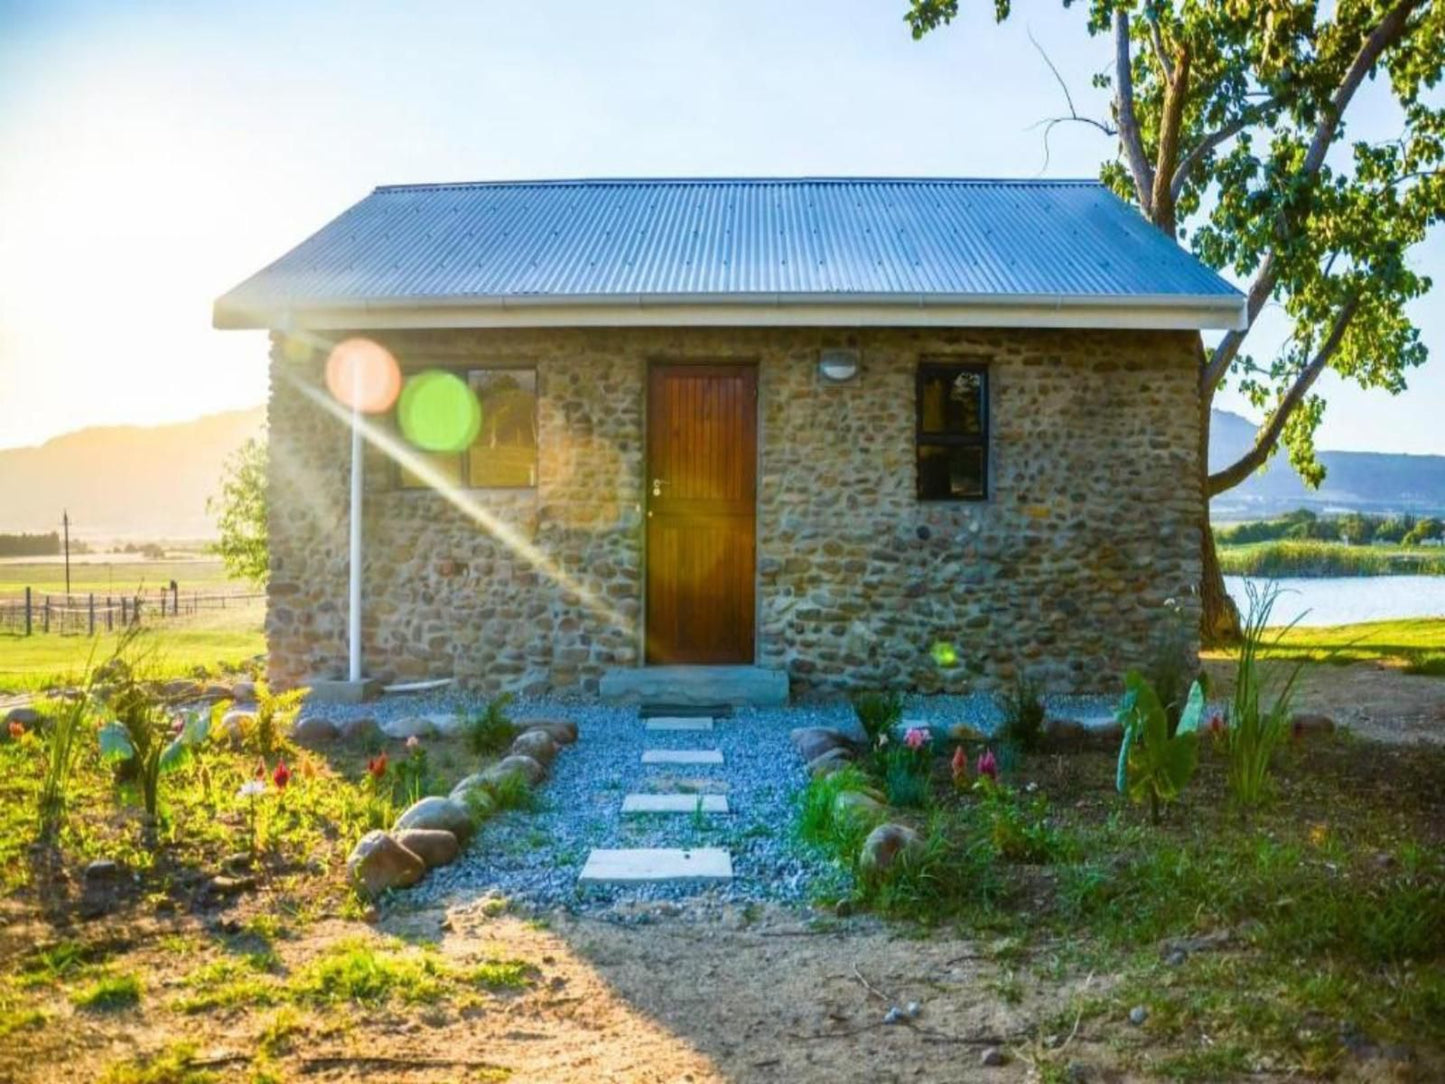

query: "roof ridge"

left=372, top=176, right=1104, bottom=194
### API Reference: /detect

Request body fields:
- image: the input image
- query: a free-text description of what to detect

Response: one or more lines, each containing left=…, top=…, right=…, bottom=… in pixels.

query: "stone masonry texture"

left=264, top=326, right=1203, bottom=698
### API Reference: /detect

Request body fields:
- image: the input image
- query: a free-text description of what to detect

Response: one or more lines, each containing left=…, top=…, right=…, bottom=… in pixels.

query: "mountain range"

left=0, top=405, right=1439, bottom=539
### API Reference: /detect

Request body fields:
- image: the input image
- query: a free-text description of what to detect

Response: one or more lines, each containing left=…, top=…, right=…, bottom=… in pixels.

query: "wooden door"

left=645, top=364, right=757, bottom=664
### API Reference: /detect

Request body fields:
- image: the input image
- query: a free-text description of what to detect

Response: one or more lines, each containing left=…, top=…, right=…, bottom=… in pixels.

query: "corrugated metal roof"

left=214, top=177, right=1241, bottom=328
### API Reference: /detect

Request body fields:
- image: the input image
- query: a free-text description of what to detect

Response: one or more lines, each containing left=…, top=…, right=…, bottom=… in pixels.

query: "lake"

left=1225, top=574, right=1445, bottom=626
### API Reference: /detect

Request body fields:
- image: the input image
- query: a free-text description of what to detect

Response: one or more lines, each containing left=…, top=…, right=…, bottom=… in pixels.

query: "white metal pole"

left=348, top=397, right=363, bottom=683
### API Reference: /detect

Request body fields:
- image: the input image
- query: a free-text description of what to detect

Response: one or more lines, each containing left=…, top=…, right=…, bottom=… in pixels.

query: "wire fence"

left=0, top=587, right=265, bottom=637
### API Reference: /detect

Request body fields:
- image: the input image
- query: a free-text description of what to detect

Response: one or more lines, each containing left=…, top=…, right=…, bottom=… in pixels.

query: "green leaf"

left=1160, top=733, right=1200, bottom=796
left=178, top=712, right=210, bottom=747
left=1116, top=723, right=1135, bottom=795
left=98, top=722, right=135, bottom=762
left=1176, top=680, right=1206, bottom=736
left=158, top=737, right=191, bottom=774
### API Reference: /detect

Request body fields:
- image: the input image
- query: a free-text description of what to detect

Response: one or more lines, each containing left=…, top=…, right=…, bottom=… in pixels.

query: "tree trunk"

left=1198, top=397, right=1242, bottom=645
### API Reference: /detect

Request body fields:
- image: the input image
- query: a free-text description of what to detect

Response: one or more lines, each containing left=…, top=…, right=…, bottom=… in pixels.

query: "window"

left=398, top=368, right=538, bottom=489
left=916, top=362, right=988, bottom=501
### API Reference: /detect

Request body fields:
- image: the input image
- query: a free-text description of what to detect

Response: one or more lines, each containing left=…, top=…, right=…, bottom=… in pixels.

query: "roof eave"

left=212, top=291, right=1248, bottom=333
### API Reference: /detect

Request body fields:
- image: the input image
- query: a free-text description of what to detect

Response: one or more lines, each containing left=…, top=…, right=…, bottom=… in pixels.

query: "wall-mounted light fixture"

left=818, top=348, right=860, bottom=383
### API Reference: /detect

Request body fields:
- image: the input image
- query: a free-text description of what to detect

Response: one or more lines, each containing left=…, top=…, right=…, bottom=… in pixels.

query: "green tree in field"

left=209, top=437, right=268, bottom=587
left=905, top=0, right=1445, bottom=641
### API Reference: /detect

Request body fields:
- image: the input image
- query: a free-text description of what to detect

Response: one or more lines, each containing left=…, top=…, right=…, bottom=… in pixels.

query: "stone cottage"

left=214, top=178, right=1243, bottom=700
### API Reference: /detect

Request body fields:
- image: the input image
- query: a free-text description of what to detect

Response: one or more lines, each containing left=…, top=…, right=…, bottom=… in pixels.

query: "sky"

left=1, top=0, right=1442, bottom=455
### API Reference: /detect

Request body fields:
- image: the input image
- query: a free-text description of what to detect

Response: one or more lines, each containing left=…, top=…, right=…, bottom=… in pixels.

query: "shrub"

left=852, top=690, right=903, bottom=747
left=881, top=728, right=933, bottom=808
left=973, top=778, right=1063, bottom=863
left=486, top=770, right=536, bottom=813
left=1226, top=582, right=1307, bottom=808
left=463, top=694, right=516, bottom=759
left=999, top=675, right=1045, bottom=753
left=1115, top=671, right=1203, bottom=824
left=98, top=658, right=211, bottom=820
left=864, top=808, right=1003, bottom=918
left=796, top=764, right=876, bottom=853
left=248, top=684, right=305, bottom=758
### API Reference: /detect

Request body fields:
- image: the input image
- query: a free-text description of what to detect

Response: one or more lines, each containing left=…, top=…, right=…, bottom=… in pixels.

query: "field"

left=1216, top=538, right=1445, bottom=576
left=0, top=557, right=263, bottom=694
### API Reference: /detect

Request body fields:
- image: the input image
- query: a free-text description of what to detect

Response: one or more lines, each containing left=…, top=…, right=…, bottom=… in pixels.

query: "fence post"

left=43, top=596, right=50, bottom=633
left=106, top=596, right=113, bottom=632
left=24, top=587, right=31, bottom=636
left=88, top=593, right=95, bottom=636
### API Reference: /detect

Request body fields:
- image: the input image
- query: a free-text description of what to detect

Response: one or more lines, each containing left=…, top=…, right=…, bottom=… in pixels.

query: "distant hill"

left=1210, top=409, right=1445, bottom=519
left=0, top=404, right=1439, bottom=538
left=0, top=407, right=265, bottom=540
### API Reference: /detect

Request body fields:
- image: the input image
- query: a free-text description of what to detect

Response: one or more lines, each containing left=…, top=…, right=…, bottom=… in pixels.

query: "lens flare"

left=930, top=641, right=959, bottom=668
left=398, top=370, right=482, bottom=452
left=325, top=338, right=401, bottom=414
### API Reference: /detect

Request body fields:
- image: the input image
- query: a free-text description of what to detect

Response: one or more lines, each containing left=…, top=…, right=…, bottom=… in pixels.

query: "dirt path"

left=1203, top=658, right=1445, bottom=745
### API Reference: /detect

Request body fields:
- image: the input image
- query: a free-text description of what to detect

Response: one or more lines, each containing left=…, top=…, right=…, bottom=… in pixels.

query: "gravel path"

left=307, top=690, right=1119, bottom=915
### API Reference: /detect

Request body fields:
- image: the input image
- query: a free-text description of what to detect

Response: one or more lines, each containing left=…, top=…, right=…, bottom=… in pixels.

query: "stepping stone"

left=644, top=716, right=713, bottom=732
left=641, top=749, right=724, bottom=765
left=578, top=847, right=733, bottom=885
left=621, top=794, right=729, bottom=814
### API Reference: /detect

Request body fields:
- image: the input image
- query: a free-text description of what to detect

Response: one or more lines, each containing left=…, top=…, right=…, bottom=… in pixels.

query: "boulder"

left=201, top=683, right=234, bottom=701
left=381, top=715, right=437, bottom=742
left=791, top=726, right=856, bottom=763
left=453, top=785, right=498, bottom=821
left=3, top=706, right=41, bottom=730
left=807, top=747, right=854, bottom=779
left=425, top=713, right=467, bottom=738
left=339, top=716, right=384, bottom=744
left=394, top=796, right=475, bottom=842
left=834, top=789, right=886, bottom=824
left=230, top=680, right=257, bottom=702
left=347, top=830, right=426, bottom=897
left=160, top=679, right=199, bottom=699
left=220, top=709, right=256, bottom=745
left=509, top=729, right=557, bottom=766
left=859, top=823, right=922, bottom=879
left=1291, top=712, right=1335, bottom=740
left=292, top=715, right=339, bottom=746
left=947, top=722, right=989, bottom=744
left=393, top=828, right=460, bottom=869
left=486, top=754, right=547, bottom=787
left=518, top=718, right=578, bottom=745
left=449, top=772, right=488, bottom=799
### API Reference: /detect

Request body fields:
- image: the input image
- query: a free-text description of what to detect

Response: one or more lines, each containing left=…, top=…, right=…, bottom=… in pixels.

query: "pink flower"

left=405, top=735, right=421, bottom=750
left=904, top=727, right=928, bottom=750
left=976, top=749, right=999, bottom=781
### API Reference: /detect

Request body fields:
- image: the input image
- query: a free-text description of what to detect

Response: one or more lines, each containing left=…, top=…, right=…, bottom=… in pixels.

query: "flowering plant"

left=950, top=745, right=969, bottom=790
left=975, top=748, right=999, bottom=782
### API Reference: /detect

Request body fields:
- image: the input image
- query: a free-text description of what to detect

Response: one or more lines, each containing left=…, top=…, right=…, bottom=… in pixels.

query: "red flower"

left=976, top=748, right=999, bottom=782
left=950, top=745, right=968, bottom=785
left=366, top=752, right=388, bottom=780
left=272, top=759, right=292, bottom=791
left=7, top=720, right=23, bottom=740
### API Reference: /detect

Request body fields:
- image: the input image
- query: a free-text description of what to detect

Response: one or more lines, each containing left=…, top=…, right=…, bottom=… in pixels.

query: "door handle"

left=651, top=478, right=669, bottom=497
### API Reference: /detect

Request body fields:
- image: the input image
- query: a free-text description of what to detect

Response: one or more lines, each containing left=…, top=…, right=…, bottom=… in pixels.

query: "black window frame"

left=393, top=365, right=539, bottom=491
left=915, top=360, right=990, bottom=502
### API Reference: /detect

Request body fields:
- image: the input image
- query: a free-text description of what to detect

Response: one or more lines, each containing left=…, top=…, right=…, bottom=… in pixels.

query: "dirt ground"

left=1202, top=657, right=1445, bottom=745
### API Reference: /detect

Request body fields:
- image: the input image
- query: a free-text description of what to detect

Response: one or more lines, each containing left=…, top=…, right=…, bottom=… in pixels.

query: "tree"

left=209, top=437, right=269, bottom=587
left=905, top=0, right=1445, bottom=640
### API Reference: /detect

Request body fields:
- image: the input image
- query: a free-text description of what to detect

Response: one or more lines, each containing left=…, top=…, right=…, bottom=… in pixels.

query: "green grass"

left=98, top=1042, right=218, bottom=1084
left=1216, top=538, right=1445, bottom=576
left=0, top=556, right=238, bottom=596
left=70, top=971, right=143, bottom=1011
left=1203, top=616, right=1445, bottom=670
left=0, top=608, right=264, bottom=693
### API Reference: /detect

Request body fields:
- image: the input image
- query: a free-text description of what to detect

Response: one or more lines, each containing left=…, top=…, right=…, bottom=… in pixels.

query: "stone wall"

left=264, top=325, right=1202, bottom=697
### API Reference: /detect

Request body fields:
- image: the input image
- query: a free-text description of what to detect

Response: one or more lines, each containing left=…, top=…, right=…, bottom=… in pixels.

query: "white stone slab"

left=641, top=749, right=725, bottom=765
left=643, top=716, right=714, bottom=731
left=578, top=847, right=733, bottom=885
left=622, top=793, right=729, bottom=815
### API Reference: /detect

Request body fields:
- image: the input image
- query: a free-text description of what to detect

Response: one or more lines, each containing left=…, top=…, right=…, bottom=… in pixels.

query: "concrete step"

left=578, top=847, right=734, bottom=885
left=644, top=716, right=714, bottom=732
left=641, top=749, right=725, bottom=765
left=600, top=665, right=788, bottom=707
left=621, top=794, right=729, bottom=815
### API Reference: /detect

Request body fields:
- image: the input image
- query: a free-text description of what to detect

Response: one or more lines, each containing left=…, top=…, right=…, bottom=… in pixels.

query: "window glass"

left=396, top=368, right=538, bottom=489
left=916, top=362, right=988, bottom=502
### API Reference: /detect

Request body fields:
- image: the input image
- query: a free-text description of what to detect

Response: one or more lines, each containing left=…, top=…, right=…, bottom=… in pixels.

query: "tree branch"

left=1149, top=46, right=1192, bottom=234
left=1206, top=296, right=1361, bottom=496
left=1146, top=14, right=1174, bottom=79
left=1114, top=10, right=1155, bottom=215
left=1026, top=27, right=1116, bottom=171
left=1170, top=100, right=1278, bottom=202
left=1202, top=0, right=1422, bottom=396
